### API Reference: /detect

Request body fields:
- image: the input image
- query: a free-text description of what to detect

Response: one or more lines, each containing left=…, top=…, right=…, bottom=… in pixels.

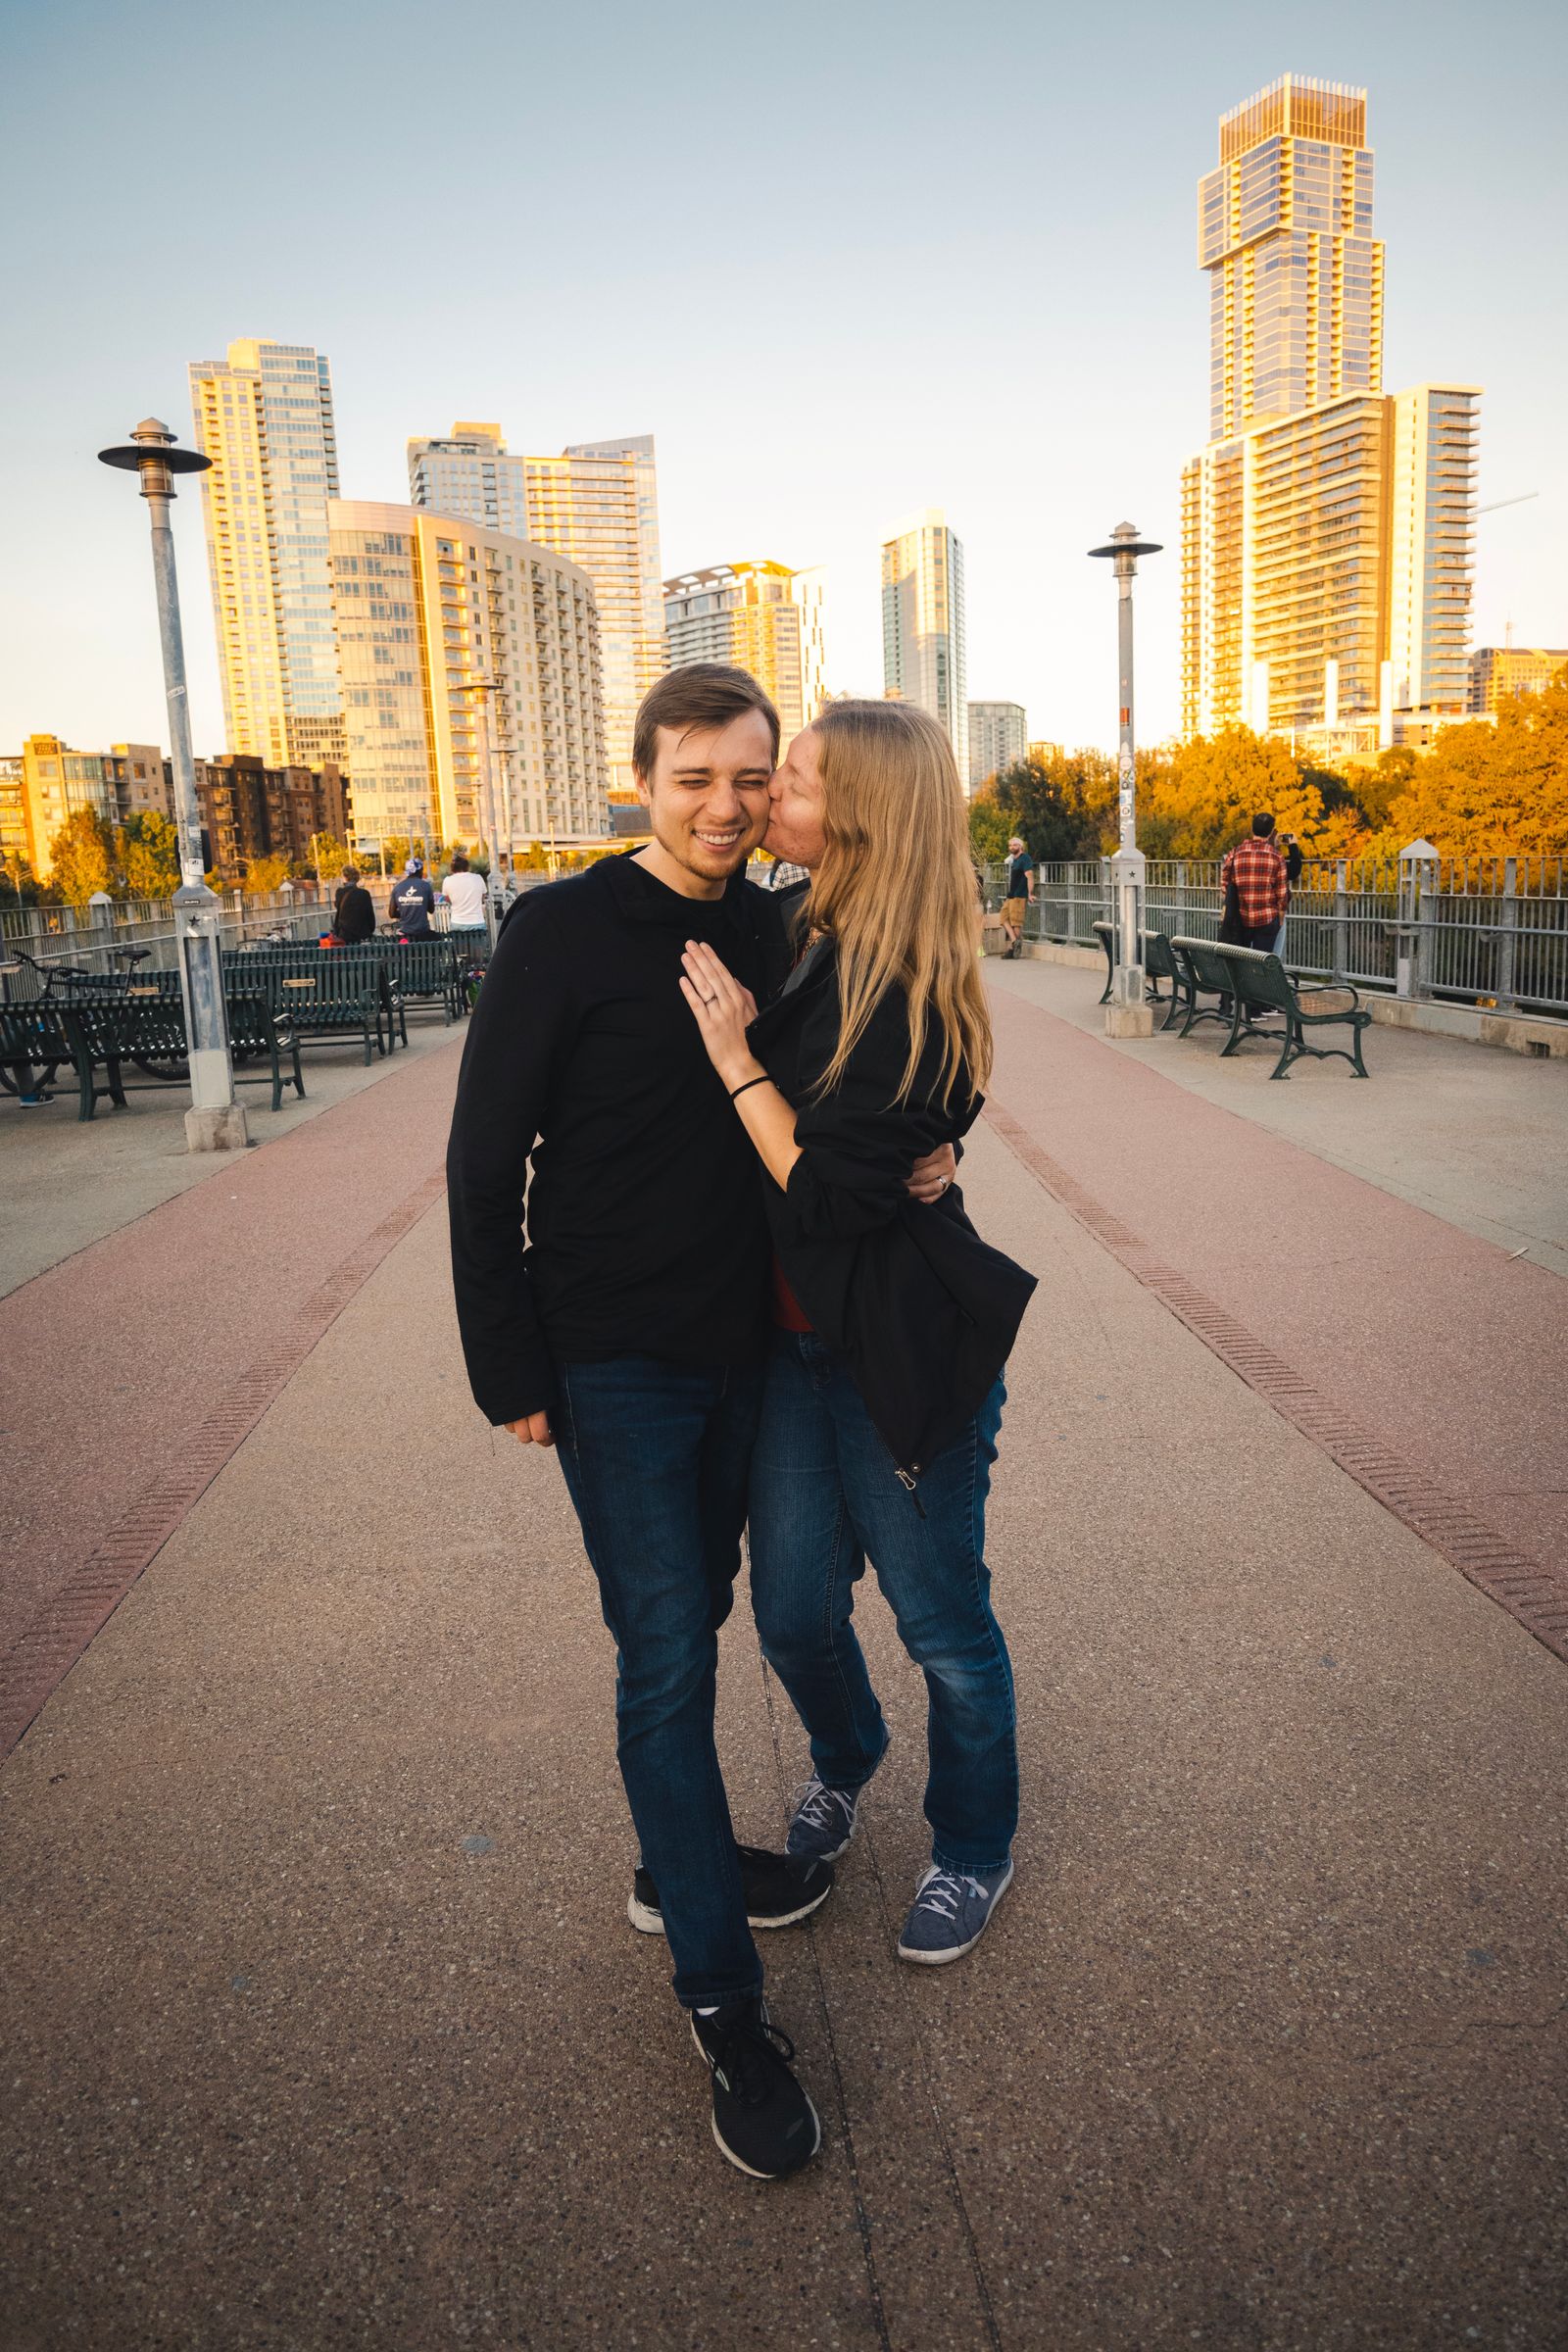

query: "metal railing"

left=0, top=889, right=335, bottom=998
left=988, top=856, right=1568, bottom=1022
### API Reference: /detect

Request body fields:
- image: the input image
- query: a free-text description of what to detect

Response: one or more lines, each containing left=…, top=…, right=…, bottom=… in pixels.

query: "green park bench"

left=224, top=949, right=390, bottom=1062
left=54, top=987, right=305, bottom=1120
left=1216, top=944, right=1371, bottom=1081
left=380, top=937, right=464, bottom=1025
left=0, top=1003, right=78, bottom=1111
left=1091, top=919, right=1170, bottom=1011
left=1169, top=935, right=1244, bottom=1038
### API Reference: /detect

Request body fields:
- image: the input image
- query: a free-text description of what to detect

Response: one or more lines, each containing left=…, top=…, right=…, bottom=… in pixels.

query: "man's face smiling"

left=635, top=710, right=775, bottom=900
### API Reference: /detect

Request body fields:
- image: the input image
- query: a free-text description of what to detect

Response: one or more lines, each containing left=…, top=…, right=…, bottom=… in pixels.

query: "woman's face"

left=765, top=727, right=828, bottom=869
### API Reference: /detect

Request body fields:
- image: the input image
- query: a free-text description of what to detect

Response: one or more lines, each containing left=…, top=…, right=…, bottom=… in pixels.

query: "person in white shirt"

left=441, top=854, right=489, bottom=933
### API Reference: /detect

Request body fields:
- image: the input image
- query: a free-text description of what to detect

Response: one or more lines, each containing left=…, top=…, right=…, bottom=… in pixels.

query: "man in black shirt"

left=447, top=665, right=828, bottom=2180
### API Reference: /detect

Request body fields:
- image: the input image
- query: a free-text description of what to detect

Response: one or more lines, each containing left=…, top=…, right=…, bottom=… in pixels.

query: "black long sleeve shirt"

left=446, top=853, right=791, bottom=1425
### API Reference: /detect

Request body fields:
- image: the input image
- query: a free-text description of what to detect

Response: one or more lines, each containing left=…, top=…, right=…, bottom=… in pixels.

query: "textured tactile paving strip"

left=986, top=1101, right=1568, bottom=1667
left=0, top=1170, right=447, bottom=1757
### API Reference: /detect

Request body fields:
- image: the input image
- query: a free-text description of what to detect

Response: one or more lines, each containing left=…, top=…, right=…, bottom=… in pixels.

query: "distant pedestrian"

left=1220, top=814, right=1290, bottom=957
left=1278, top=833, right=1303, bottom=954
left=1002, top=836, right=1034, bottom=958
left=767, top=856, right=810, bottom=891
left=441, top=853, right=488, bottom=935
left=389, top=857, right=436, bottom=940
left=330, top=866, right=376, bottom=945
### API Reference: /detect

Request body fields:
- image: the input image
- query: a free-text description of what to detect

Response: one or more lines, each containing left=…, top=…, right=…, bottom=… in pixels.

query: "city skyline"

left=2, top=0, right=1562, bottom=764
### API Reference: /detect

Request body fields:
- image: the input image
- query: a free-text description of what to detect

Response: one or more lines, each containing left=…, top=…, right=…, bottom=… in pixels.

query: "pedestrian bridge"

left=2, top=956, right=1565, bottom=2348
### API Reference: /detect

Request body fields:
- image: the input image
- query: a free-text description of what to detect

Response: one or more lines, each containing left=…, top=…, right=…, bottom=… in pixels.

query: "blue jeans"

left=748, top=1333, right=1017, bottom=1876
left=554, top=1354, right=764, bottom=2010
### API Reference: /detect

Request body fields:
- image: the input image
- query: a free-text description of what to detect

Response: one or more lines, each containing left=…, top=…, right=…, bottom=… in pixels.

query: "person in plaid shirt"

left=1222, top=813, right=1290, bottom=953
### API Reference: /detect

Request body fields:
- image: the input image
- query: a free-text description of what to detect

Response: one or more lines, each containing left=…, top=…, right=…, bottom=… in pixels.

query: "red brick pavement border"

left=0, top=1169, right=448, bottom=1759
left=984, top=1101, right=1568, bottom=1668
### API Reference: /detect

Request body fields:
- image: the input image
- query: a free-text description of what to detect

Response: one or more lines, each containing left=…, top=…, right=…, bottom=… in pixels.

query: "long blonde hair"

left=804, top=700, right=993, bottom=1107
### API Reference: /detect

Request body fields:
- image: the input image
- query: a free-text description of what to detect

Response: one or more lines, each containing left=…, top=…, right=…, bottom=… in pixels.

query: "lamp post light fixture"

left=98, top=418, right=246, bottom=1149
left=1088, top=519, right=1162, bottom=1038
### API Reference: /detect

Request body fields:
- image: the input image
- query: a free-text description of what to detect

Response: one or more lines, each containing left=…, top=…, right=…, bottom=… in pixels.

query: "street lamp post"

left=462, top=678, right=509, bottom=920
left=99, top=418, right=246, bottom=1149
left=1088, top=519, right=1162, bottom=1039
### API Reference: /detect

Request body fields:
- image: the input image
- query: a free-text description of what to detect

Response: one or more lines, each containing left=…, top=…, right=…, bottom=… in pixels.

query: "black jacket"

left=749, top=942, right=1036, bottom=1488
left=331, top=883, right=376, bottom=944
left=447, top=855, right=793, bottom=1424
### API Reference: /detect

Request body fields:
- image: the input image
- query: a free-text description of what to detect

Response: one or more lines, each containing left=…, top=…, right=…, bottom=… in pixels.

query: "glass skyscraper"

left=1200, top=75, right=1382, bottom=440
left=189, top=341, right=344, bottom=768
left=1181, top=80, right=1480, bottom=750
left=881, top=514, right=968, bottom=781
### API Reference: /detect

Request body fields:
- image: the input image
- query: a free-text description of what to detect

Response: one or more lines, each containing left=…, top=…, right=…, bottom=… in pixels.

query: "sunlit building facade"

left=409, top=424, right=665, bottom=791
left=882, top=513, right=967, bottom=779
left=1200, top=74, right=1382, bottom=442
left=1181, top=80, right=1480, bottom=752
left=1469, top=644, right=1568, bottom=714
left=967, top=702, right=1028, bottom=788
left=189, top=340, right=345, bottom=769
left=663, top=560, right=829, bottom=741
left=327, top=501, right=608, bottom=855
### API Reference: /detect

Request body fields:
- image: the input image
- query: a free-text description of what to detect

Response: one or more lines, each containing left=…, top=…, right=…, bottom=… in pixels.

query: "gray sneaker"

left=896, top=1861, right=1014, bottom=1964
left=785, top=1777, right=861, bottom=1864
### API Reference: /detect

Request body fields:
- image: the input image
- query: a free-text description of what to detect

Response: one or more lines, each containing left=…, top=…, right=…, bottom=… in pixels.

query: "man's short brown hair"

left=632, top=662, right=780, bottom=782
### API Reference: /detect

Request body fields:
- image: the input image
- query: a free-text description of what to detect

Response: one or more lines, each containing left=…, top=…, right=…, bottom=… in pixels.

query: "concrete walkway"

left=991, top=955, right=1568, bottom=1277
left=2, top=988, right=1566, bottom=2349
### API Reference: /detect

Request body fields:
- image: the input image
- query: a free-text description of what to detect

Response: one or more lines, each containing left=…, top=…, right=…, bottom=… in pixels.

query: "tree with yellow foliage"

left=1372, top=671, right=1568, bottom=861
left=1137, top=728, right=1368, bottom=859
left=45, top=809, right=119, bottom=905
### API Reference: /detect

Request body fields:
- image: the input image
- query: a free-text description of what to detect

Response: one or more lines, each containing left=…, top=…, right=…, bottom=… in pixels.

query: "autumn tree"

left=967, top=786, right=1011, bottom=866
left=45, top=809, right=119, bottom=905
left=1, top=851, right=42, bottom=906
left=237, top=853, right=293, bottom=895
left=116, top=811, right=180, bottom=899
left=974, top=750, right=1114, bottom=864
left=1371, top=672, right=1568, bottom=861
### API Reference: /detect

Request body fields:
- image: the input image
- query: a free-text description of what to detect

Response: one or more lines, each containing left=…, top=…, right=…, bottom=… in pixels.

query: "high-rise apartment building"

left=663, top=560, right=829, bottom=741
left=967, top=702, right=1028, bottom=788
left=882, top=514, right=967, bottom=779
left=193, top=755, right=350, bottom=876
left=189, top=340, right=345, bottom=769
left=1469, top=644, right=1568, bottom=714
left=1181, top=80, right=1480, bottom=752
left=408, top=424, right=665, bottom=790
left=327, top=501, right=608, bottom=855
left=1200, top=75, right=1381, bottom=442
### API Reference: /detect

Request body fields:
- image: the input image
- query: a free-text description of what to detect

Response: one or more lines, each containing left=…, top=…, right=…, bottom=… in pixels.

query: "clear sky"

left=2, top=0, right=1563, bottom=761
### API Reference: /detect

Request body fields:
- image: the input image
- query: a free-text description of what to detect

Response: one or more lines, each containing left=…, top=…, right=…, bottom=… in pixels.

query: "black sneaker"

left=628, top=1845, right=834, bottom=1936
left=691, top=1997, right=820, bottom=2180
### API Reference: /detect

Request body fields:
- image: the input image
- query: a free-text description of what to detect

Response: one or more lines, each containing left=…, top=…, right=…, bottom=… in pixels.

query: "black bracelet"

left=729, top=1074, right=769, bottom=1102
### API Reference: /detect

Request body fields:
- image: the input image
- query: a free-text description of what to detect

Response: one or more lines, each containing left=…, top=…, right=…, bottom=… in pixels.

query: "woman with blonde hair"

left=681, top=699, right=1035, bottom=1964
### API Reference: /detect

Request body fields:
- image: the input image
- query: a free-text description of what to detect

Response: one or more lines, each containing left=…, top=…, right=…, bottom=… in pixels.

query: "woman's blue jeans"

left=748, top=1333, right=1017, bottom=1876
left=554, top=1354, right=764, bottom=2011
